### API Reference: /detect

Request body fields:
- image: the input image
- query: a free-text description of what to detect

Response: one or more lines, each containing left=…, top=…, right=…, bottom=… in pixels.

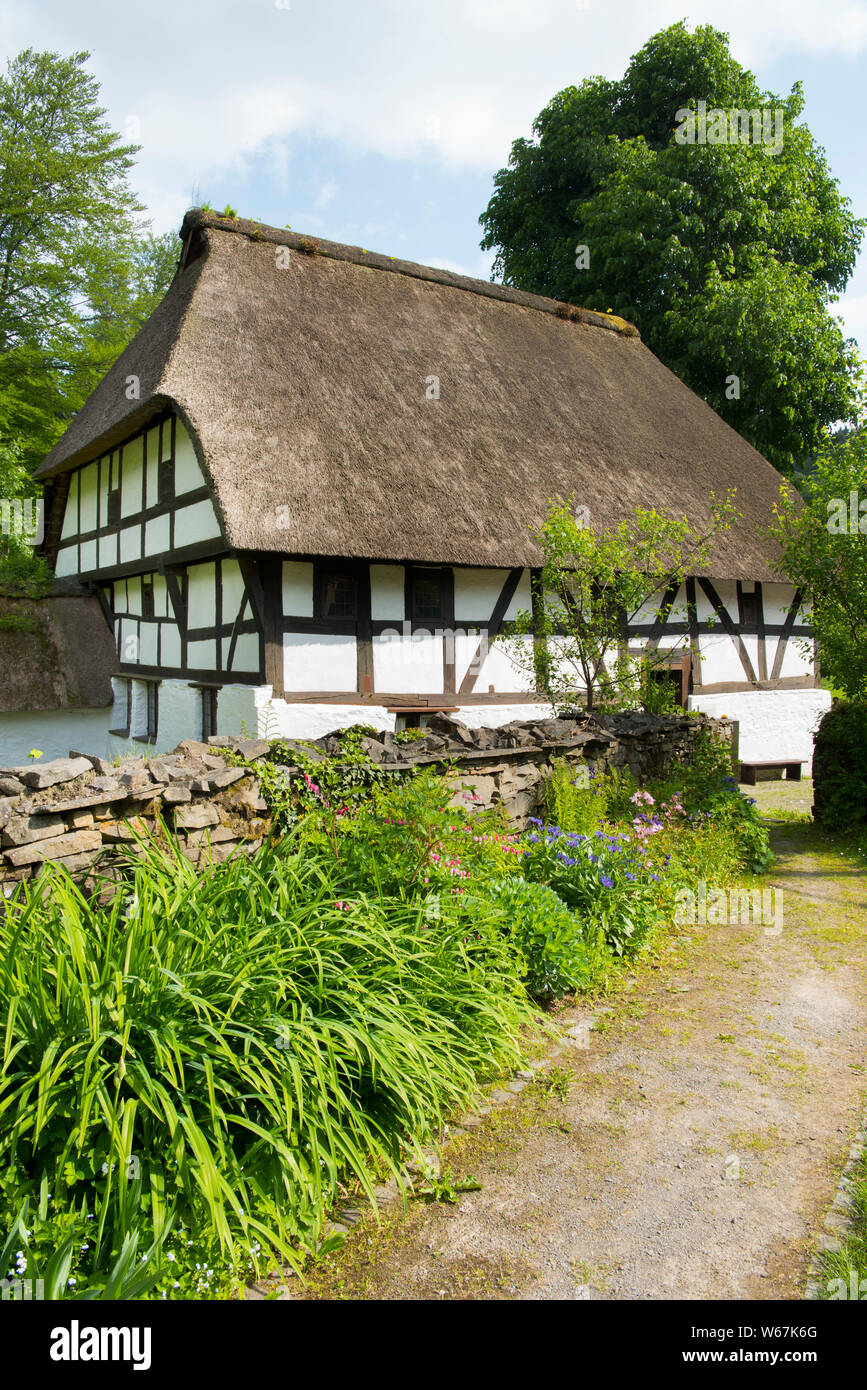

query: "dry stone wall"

left=0, top=711, right=736, bottom=895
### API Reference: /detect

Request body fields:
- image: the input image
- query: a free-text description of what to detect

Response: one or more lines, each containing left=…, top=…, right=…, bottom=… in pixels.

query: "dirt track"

left=297, top=782, right=867, bottom=1301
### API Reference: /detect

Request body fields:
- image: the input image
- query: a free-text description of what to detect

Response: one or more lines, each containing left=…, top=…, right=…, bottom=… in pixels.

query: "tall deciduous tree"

left=0, top=49, right=176, bottom=470
left=480, top=22, right=864, bottom=476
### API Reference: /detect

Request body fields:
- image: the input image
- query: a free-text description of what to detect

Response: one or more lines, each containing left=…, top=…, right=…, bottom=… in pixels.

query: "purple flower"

left=557, top=854, right=576, bottom=867
left=624, top=872, right=635, bottom=882
left=600, top=874, right=614, bottom=888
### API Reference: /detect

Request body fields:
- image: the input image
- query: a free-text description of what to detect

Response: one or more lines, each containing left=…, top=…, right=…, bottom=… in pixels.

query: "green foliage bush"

left=0, top=834, right=535, bottom=1298
left=545, top=759, right=637, bottom=836
left=471, top=876, right=609, bottom=1004
left=812, top=702, right=867, bottom=830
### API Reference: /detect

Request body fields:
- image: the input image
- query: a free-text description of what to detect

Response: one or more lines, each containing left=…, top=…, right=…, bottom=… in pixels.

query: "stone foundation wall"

left=0, top=711, right=736, bottom=895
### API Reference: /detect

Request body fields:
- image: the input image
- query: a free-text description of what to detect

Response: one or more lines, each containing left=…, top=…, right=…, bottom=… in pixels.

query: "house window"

left=158, top=456, right=174, bottom=505
left=106, top=487, right=121, bottom=527
left=410, top=569, right=447, bottom=625
left=141, top=578, right=155, bottom=619
left=201, top=687, right=218, bottom=741
left=740, top=589, right=761, bottom=626
left=132, top=679, right=159, bottom=743
left=318, top=568, right=358, bottom=620
left=109, top=678, right=131, bottom=737
left=146, top=681, right=159, bottom=741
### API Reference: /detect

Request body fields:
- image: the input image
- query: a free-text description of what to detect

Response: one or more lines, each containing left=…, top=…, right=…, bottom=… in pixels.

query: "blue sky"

left=2, top=0, right=866, bottom=353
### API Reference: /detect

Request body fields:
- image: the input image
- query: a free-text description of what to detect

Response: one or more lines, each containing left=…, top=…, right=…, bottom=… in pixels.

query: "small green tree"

left=769, top=430, right=867, bottom=703
left=503, top=495, right=736, bottom=711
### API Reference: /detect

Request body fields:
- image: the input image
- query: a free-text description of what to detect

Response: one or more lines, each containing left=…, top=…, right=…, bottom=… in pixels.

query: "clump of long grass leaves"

left=0, top=830, right=535, bottom=1295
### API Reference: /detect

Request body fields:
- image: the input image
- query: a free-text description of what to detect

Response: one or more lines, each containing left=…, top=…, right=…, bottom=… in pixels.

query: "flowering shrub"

left=521, top=822, right=662, bottom=956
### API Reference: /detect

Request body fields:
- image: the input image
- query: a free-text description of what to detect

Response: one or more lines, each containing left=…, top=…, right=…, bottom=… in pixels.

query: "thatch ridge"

left=177, top=209, right=640, bottom=337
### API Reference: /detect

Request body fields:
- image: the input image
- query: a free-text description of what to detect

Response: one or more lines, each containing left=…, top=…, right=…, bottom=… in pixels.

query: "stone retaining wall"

left=0, top=711, right=736, bottom=895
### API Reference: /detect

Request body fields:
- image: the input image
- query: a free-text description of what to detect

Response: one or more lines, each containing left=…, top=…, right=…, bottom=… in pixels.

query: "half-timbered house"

left=30, top=210, right=828, bottom=766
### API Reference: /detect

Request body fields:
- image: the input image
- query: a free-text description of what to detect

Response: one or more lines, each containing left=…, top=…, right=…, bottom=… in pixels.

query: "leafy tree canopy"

left=770, top=430, right=867, bottom=703
left=0, top=49, right=178, bottom=472
left=480, top=22, right=864, bottom=475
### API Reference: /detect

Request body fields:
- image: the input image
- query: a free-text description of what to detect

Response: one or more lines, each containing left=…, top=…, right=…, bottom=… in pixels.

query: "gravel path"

left=298, top=781, right=867, bottom=1301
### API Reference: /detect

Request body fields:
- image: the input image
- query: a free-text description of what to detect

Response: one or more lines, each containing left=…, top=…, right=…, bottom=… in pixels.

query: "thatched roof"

left=0, top=595, right=115, bottom=713
left=37, top=210, right=792, bottom=580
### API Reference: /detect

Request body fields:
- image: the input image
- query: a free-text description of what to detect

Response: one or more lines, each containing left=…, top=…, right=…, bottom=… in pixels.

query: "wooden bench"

left=739, top=760, right=803, bottom=785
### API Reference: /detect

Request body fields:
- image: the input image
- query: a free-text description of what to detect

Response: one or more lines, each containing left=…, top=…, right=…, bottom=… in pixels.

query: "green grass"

left=0, top=831, right=537, bottom=1298
left=815, top=1143, right=867, bottom=1300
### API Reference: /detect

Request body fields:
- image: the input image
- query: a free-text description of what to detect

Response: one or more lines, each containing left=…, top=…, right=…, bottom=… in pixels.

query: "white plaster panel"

left=282, top=561, right=314, bottom=618
left=631, top=582, right=683, bottom=625
left=696, top=579, right=739, bottom=624
left=54, top=546, right=77, bottom=578
left=696, top=633, right=742, bottom=686
left=762, top=582, right=796, bottom=626
left=228, top=632, right=260, bottom=673
left=79, top=463, right=98, bottom=533
left=126, top=577, right=142, bottom=615
left=119, top=618, right=139, bottom=664
left=454, top=568, right=507, bottom=622
left=453, top=632, right=535, bottom=692
left=153, top=575, right=169, bottom=618
left=187, top=639, right=217, bottom=670
left=98, top=533, right=118, bottom=569
left=60, top=473, right=79, bottom=540
left=779, top=636, right=815, bottom=680
left=187, top=563, right=216, bottom=628
left=370, top=564, right=405, bottom=620
left=119, top=524, right=141, bottom=564
left=173, top=499, right=222, bottom=546
left=139, top=623, right=158, bottom=666
left=113, top=580, right=127, bottom=614
left=687, top=688, right=831, bottom=764
left=99, top=455, right=109, bottom=518
left=174, top=422, right=205, bottom=495
left=284, top=633, right=357, bottom=691
left=221, top=558, right=246, bottom=618
left=145, top=427, right=160, bottom=507
left=144, top=513, right=170, bottom=556
left=740, top=635, right=761, bottom=677
left=372, top=632, right=443, bottom=693
left=121, top=437, right=144, bottom=518
left=160, top=624, right=182, bottom=668
left=79, top=539, right=97, bottom=574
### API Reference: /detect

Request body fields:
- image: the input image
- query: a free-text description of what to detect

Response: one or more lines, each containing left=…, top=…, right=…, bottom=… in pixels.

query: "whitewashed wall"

left=687, top=688, right=831, bottom=765
left=0, top=710, right=123, bottom=767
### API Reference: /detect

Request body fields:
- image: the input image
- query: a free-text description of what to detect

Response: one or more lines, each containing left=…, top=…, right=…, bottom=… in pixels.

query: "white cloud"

left=2, top=0, right=866, bottom=219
